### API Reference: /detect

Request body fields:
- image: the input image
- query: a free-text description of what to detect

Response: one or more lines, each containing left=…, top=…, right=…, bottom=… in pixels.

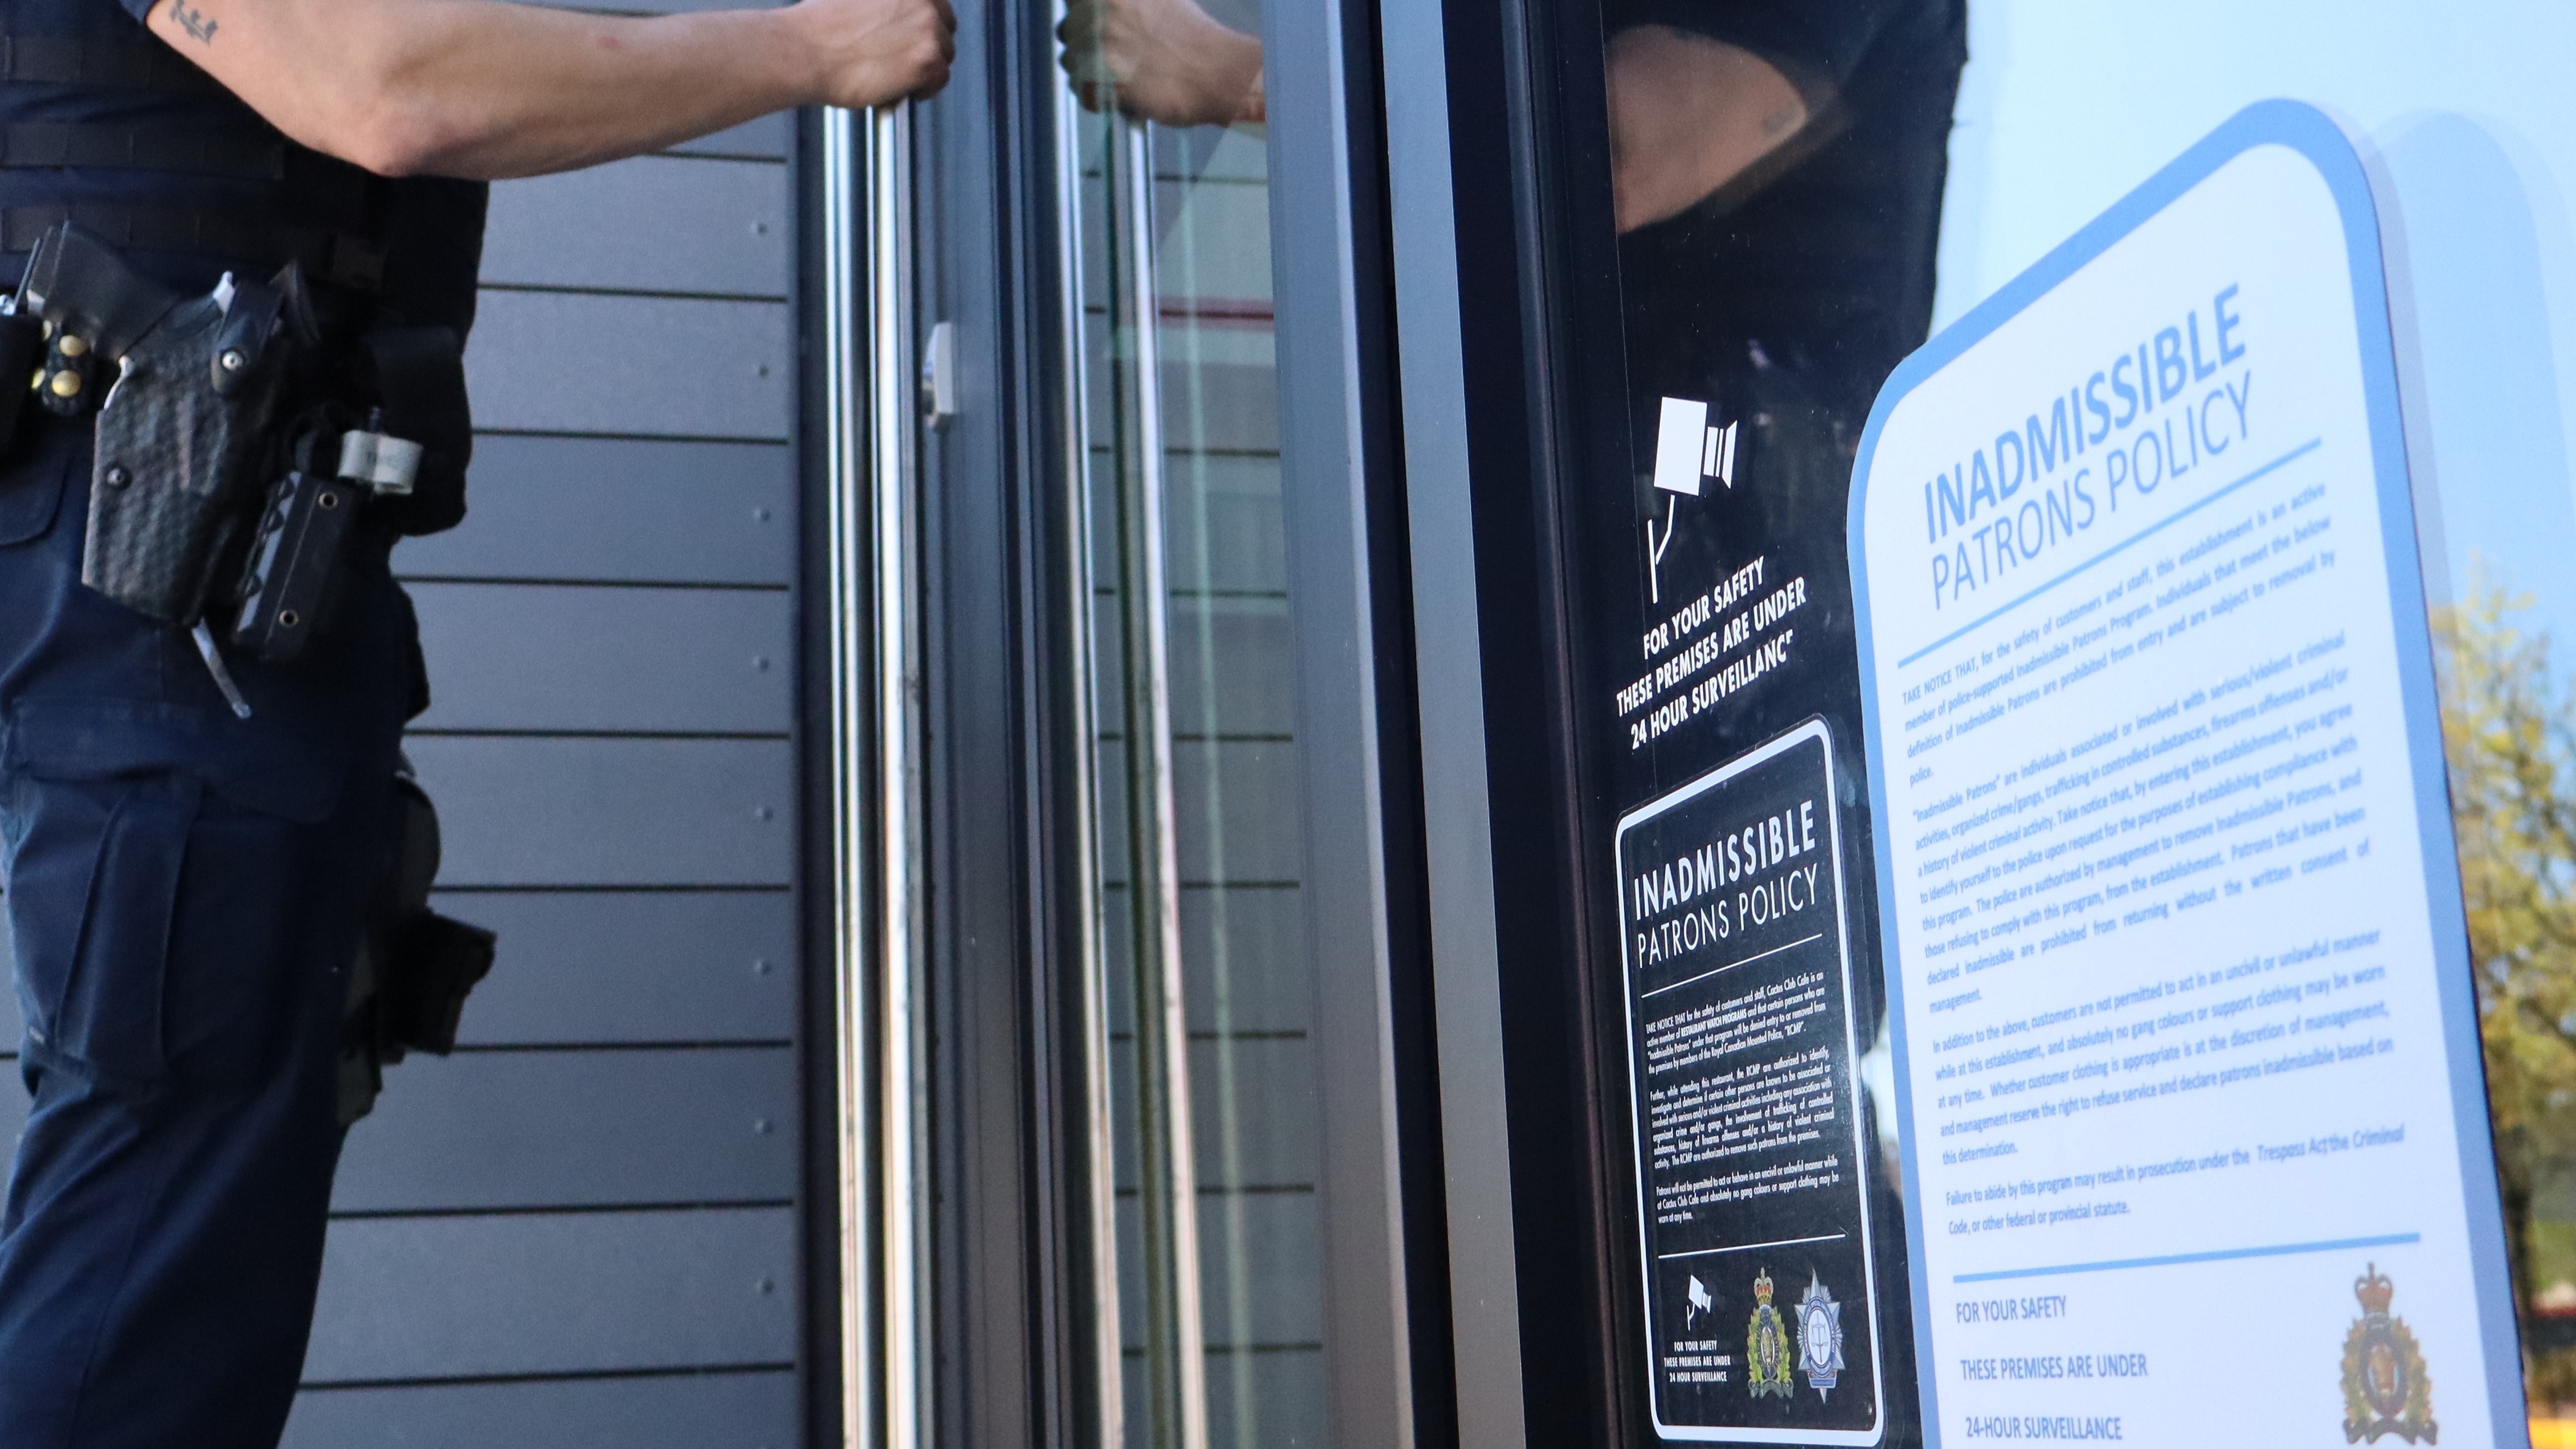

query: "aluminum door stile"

left=869, top=105, right=936, bottom=1449
left=1373, top=0, right=1531, bottom=1442
left=818, top=102, right=875, bottom=1449
left=1104, top=115, right=1217, bottom=1449
left=1049, top=41, right=1128, bottom=1449
left=1259, top=0, right=1451, bottom=1445
left=817, top=100, right=934, bottom=1449
left=1371, top=0, right=1643, bottom=1440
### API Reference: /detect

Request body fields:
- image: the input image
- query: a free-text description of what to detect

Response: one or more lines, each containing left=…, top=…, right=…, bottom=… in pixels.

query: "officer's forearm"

left=144, top=0, right=943, bottom=180
left=1606, top=27, right=1810, bottom=234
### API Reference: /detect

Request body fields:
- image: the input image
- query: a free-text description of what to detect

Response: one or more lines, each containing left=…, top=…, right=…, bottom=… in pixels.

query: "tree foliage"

left=2437, top=572, right=2576, bottom=1396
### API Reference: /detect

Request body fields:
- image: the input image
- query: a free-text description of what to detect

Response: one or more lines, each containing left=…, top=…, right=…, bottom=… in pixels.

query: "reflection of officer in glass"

left=1612, top=0, right=1965, bottom=1332
left=1057, top=0, right=1959, bottom=408
left=1605, top=8, right=1963, bottom=1432
left=0, top=0, right=952, bottom=1443
left=1058, top=0, right=1264, bottom=127
left=1606, top=0, right=1966, bottom=426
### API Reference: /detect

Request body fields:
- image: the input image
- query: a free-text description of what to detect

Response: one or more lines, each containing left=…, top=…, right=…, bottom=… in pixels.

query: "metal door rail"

left=822, top=101, right=933, bottom=1449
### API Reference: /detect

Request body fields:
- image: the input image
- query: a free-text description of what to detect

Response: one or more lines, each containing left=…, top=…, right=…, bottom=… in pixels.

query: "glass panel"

left=1056, top=5, right=1326, bottom=1446
left=1567, top=7, right=1967, bottom=1443
left=1580, top=0, right=2576, bottom=1441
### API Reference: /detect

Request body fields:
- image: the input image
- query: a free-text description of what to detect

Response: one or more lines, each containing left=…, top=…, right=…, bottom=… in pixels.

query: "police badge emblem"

left=1796, top=1272, right=1845, bottom=1400
left=1746, top=1269, right=1794, bottom=1398
left=2340, top=1263, right=2436, bottom=1444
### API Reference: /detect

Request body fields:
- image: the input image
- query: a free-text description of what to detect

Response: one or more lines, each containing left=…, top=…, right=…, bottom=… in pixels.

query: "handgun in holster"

left=17, top=221, right=315, bottom=626
left=339, top=764, right=499, bottom=1126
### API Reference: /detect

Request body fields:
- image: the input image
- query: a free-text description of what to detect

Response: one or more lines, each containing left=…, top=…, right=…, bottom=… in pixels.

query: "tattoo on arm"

left=170, top=2, right=217, bottom=44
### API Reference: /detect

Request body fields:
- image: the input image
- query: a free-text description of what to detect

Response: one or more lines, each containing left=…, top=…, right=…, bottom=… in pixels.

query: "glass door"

left=828, top=0, right=1424, bottom=1438
left=1055, top=10, right=1332, bottom=1447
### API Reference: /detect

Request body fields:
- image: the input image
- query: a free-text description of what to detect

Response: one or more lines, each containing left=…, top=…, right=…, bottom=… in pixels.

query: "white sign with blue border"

left=1849, top=101, right=2523, bottom=1447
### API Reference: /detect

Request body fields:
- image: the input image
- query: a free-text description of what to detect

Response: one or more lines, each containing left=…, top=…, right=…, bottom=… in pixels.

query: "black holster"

left=15, top=223, right=474, bottom=651
left=20, top=222, right=312, bottom=626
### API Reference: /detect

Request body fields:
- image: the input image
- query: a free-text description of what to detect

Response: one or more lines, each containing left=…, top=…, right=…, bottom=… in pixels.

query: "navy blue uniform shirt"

left=0, top=0, right=486, bottom=332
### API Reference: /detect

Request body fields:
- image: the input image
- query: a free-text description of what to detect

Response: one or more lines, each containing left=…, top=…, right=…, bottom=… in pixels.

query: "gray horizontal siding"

left=433, top=890, right=793, bottom=1046
left=1091, top=739, right=1304, bottom=885
left=408, top=583, right=793, bottom=735
left=1091, top=593, right=1295, bottom=737
left=1113, top=1190, right=1320, bottom=1349
left=284, top=1369, right=797, bottom=1449
left=301, top=135, right=809, bottom=1439
left=1203, top=1350, right=1328, bottom=1449
left=483, top=156, right=788, bottom=297
left=334, top=1047, right=795, bottom=1213
left=0, top=895, right=796, bottom=1055
left=1088, top=453, right=1286, bottom=595
left=1197, top=1191, right=1325, bottom=1347
left=408, top=737, right=794, bottom=887
left=1120, top=1352, right=1328, bottom=1449
left=466, top=292, right=791, bottom=439
left=1082, top=360, right=1280, bottom=455
left=1100, top=885, right=1312, bottom=1038
left=397, top=436, right=794, bottom=586
left=1110, top=1036, right=1318, bottom=1190
left=305, top=1207, right=797, bottom=1383
left=668, top=113, right=789, bottom=162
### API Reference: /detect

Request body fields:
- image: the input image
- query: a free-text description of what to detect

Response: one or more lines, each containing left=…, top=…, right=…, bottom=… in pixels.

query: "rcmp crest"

left=1746, top=1269, right=1794, bottom=1398
left=2340, top=1263, right=2436, bottom=1444
left=1796, top=1272, right=1846, bottom=1400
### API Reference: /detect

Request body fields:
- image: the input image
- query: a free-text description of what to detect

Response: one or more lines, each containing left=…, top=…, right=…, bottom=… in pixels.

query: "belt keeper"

left=338, top=425, right=421, bottom=496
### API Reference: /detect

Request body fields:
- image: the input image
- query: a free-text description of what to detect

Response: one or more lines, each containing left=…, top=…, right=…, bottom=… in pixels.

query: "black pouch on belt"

left=339, top=767, right=499, bottom=1125
left=19, top=222, right=314, bottom=624
left=373, top=771, right=495, bottom=1058
left=228, top=418, right=363, bottom=664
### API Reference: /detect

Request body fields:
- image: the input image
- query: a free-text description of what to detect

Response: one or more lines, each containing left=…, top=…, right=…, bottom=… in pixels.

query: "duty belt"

left=0, top=201, right=383, bottom=288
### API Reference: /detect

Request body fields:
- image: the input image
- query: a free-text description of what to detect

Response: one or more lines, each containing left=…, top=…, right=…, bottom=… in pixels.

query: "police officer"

left=0, top=0, right=952, bottom=1439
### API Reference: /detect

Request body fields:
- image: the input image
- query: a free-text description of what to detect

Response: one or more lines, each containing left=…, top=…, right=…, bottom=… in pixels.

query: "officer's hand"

left=800, top=0, right=957, bottom=108
left=1058, top=0, right=1262, bottom=128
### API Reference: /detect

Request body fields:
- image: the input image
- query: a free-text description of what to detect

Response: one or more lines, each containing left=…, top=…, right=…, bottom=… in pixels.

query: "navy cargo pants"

left=0, top=421, right=418, bottom=1448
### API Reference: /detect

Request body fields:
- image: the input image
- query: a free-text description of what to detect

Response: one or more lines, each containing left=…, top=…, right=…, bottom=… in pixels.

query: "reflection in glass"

left=1058, top=6, right=1322, bottom=1447
left=1060, top=0, right=1264, bottom=128
left=1592, top=2, right=1965, bottom=1440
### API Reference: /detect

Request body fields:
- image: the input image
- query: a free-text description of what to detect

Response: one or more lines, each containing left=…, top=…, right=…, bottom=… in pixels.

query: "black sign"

left=1618, top=722, right=1884, bottom=1439
left=1573, top=331, right=1911, bottom=1442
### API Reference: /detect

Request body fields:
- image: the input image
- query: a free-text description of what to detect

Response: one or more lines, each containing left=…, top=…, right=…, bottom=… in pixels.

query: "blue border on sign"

left=1844, top=99, right=2525, bottom=1448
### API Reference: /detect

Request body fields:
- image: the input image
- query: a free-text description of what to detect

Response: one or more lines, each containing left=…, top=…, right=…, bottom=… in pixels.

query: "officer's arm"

left=1607, top=26, right=1808, bottom=234
left=141, top=0, right=954, bottom=180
